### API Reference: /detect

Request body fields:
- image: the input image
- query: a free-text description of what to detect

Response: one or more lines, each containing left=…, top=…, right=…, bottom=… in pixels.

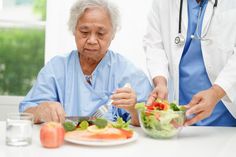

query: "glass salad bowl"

left=135, top=100, right=186, bottom=139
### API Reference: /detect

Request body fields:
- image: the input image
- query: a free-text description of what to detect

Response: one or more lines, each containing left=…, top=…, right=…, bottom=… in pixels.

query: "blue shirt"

left=19, top=50, right=152, bottom=121
left=179, top=0, right=236, bottom=126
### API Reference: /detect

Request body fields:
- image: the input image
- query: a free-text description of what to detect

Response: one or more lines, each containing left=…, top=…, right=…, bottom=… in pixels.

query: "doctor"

left=19, top=0, right=152, bottom=125
left=144, top=0, right=236, bottom=126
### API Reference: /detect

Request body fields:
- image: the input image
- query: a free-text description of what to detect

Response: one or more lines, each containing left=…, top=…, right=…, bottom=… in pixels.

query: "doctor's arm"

left=143, top=0, right=169, bottom=104
left=185, top=46, right=236, bottom=125
left=147, top=76, right=168, bottom=104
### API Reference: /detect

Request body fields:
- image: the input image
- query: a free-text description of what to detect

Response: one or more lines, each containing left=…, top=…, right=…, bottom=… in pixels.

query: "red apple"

left=40, top=122, right=65, bottom=148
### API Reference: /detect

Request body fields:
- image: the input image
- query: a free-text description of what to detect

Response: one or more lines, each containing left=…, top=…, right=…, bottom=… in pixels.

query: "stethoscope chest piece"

left=175, top=34, right=185, bottom=46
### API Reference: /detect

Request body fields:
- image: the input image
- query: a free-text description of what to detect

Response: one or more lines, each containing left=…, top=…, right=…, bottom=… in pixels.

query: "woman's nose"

left=87, top=34, right=98, bottom=44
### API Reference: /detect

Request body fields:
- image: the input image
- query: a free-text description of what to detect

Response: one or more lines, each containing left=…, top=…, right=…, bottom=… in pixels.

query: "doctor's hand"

left=184, top=85, right=226, bottom=126
left=111, top=84, right=139, bottom=126
left=25, top=101, right=66, bottom=124
left=147, top=76, right=168, bottom=105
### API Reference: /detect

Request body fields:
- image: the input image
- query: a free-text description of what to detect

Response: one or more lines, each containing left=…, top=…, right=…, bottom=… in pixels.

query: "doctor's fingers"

left=185, top=110, right=210, bottom=126
left=147, top=88, right=160, bottom=103
left=147, top=98, right=154, bottom=105
left=147, top=92, right=157, bottom=105
left=147, top=88, right=167, bottom=104
left=154, top=85, right=168, bottom=99
left=186, top=94, right=202, bottom=108
left=157, top=92, right=168, bottom=100
left=186, top=101, right=208, bottom=116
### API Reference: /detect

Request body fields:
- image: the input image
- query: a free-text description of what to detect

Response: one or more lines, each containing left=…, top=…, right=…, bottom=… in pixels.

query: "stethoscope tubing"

left=175, top=0, right=218, bottom=46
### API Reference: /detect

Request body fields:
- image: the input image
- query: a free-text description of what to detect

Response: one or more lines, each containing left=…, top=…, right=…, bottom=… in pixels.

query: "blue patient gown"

left=19, top=50, right=152, bottom=121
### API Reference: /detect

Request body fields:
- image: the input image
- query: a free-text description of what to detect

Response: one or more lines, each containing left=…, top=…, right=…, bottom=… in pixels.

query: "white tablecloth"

left=0, top=122, right=235, bottom=157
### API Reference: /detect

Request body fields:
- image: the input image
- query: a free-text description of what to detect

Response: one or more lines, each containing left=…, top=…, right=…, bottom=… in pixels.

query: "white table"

left=0, top=122, right=235, bottom=157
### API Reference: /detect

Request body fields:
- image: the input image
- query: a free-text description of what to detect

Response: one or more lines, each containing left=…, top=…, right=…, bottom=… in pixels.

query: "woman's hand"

left=111, top=84, right=139, bottom=126
left=184, top=84, right=226, bottom=126
left=25, top=102, right=66, bottom=123
left=147, top=76, right=168, bottom=105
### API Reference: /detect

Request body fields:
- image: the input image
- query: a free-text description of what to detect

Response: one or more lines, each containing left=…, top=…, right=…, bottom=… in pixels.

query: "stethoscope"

left=174, top=0, right=218, bottom=46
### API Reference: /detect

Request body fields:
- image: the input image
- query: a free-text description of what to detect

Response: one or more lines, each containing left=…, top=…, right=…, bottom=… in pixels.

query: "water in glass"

left=6, top=113, right=33, bottom=146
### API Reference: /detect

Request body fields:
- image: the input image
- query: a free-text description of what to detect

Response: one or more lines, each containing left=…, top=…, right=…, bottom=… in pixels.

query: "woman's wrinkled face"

left=75, top=7, right=114, bottom=62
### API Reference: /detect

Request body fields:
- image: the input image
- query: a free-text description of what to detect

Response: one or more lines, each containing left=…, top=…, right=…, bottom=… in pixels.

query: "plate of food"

left=63, top=117, right=138, bottom=146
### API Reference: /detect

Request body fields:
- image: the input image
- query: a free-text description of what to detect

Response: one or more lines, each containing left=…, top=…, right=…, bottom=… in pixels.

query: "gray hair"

left=68, top=0, right=120, bottom=35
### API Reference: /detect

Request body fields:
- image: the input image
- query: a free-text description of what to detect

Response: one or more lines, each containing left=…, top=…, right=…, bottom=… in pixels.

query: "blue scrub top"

left=19, top=50, right=152, bottom=122
left=179, top=0, right=236, bottom=126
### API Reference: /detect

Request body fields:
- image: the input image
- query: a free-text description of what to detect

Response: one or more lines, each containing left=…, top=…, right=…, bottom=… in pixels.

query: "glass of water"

left=6, top=113, right=34, bottom=146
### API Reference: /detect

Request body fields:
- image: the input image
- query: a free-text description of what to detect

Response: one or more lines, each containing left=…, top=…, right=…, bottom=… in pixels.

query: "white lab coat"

left=143, top=0, right=236, bottom=118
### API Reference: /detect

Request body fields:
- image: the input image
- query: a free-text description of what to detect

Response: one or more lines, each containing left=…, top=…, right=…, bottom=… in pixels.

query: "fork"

left=92, top=98, right=113, bottom=117
left=93, top=83, right=131, bottom=120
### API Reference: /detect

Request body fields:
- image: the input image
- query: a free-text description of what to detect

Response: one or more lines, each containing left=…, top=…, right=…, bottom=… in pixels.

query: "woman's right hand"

left=25, top=101, right=66, bottom=123
left=147, top=76, right=168, bottom=105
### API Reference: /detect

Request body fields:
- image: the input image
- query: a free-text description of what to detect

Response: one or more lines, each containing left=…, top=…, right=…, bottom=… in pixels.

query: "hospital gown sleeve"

left=19, top=60, right=61, bottom=112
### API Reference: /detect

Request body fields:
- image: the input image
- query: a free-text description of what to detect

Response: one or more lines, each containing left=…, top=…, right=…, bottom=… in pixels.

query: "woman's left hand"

left=111, top=85, right=137, bottom=114
left=184, top=84, right=226, bottom=126
left=111, top=84, right=139, bottom=126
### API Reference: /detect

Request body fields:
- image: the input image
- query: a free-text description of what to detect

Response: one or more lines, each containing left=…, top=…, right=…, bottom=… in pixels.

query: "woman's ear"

left=111, top=34, right=115, bottom=40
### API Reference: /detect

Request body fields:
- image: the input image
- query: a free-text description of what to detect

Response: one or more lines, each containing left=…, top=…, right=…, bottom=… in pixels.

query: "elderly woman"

left=19, top=0, right=152, bottom=126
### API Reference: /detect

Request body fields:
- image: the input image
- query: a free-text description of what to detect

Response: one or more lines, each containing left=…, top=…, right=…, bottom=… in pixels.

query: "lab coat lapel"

left=182, top=0, right=188, bottom=33
left=202, top=0, right=222, bottom=35
left=202, top=1, right=214, bottom=35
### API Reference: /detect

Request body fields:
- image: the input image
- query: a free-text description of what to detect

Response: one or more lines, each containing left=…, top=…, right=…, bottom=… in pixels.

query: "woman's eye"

left=80, top=31, right=88, bottom=35
left=98, top=32, right=104, bottom=36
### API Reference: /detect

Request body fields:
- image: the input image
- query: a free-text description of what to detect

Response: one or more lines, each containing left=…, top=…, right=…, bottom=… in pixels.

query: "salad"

left=63, top=117, right=134, bottom=141
left=135, top=99, right=186, bottom=139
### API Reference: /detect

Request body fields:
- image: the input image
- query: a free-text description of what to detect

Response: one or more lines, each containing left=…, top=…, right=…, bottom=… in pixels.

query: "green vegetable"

left=143, top=114, right=160, bottom=130
left=93, top=118, right=108, bottom=129
left=135, top=102, right=146, bottom=111
left=79, top=120, right=89, bottom=130
left=112, top=117, right=130, bottom=130
left=63, top=121, right=76, bottom=132
left=170, top=103, right=180, bottom=111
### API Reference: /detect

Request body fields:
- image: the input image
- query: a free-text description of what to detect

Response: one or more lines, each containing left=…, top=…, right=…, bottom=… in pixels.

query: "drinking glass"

left=6, top=113, right=34, bottom=146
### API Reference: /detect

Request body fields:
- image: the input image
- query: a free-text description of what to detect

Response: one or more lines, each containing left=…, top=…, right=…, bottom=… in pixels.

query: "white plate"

left=65, top=131, right=138, bottom=146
